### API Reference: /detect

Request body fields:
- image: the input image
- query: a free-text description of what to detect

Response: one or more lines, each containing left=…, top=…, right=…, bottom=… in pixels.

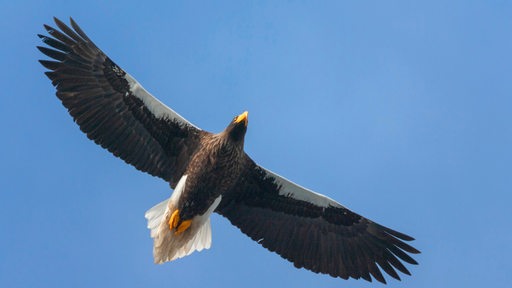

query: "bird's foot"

left=169, top=210, right=192, bottom=235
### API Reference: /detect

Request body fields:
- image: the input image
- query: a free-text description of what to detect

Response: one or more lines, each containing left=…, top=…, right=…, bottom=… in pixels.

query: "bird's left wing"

left=216, top=155, right=419, bottom=284
left=38, top=18, right=204, bottom=187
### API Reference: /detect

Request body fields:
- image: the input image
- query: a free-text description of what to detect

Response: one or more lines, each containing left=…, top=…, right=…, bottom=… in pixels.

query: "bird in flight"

left=38, top=17, right=419, bottom=284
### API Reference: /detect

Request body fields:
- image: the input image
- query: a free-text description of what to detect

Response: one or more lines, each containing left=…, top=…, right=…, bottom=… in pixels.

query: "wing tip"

left=53, top=16, right=65, bottom=28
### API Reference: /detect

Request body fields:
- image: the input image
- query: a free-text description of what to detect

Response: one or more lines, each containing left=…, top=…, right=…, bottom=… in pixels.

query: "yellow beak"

left=234, top=111, right=249, bottom=126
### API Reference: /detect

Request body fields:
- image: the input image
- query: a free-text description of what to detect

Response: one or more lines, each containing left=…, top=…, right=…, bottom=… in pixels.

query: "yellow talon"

left=169, top=210, right=180, bottom=230
left=169, top=209, right=192, bottom=235
left=175, top=220, right=192, bottom=235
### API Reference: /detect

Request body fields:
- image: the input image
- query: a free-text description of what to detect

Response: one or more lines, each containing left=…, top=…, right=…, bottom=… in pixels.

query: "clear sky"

left=1, top=1, right=511, bottom=287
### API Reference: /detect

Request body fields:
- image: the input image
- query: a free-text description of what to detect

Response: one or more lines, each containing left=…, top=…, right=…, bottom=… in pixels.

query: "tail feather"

left=144, top=175, right=221, bottom=263
left=145, top=199, right=167, bottom=238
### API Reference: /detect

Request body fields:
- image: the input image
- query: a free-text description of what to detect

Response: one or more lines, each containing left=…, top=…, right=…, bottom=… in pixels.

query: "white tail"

left=144, top=175, right=221, bottom=263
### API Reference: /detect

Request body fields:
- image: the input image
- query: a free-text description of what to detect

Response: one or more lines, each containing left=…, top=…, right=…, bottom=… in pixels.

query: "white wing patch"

left=261, top=167, right=343, bottom=208
left=124, top=73, right=200, bottom=130
left=144, top=175, right=221, bottom=263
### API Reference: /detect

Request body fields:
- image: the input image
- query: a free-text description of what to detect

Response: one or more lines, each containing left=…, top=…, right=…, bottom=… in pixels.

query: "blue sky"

left=1, top=1, right=511, bottom=287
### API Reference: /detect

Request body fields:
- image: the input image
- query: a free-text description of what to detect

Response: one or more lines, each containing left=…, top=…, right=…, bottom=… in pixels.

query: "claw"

left=175, top=220, right=192, bottom=235
left=168, top=209, right=192, bottom=235
left=169, top=210, right=180, bottom=230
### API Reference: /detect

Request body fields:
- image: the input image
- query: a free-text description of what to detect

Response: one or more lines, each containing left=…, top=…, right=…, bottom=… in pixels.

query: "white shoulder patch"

left=144, top=175, right=221, bottom=263
left=261, top=167, right=343, bottom=208
left=124, top=72, right=200, bottom=130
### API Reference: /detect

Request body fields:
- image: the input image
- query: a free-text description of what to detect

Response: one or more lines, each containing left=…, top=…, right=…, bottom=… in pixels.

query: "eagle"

left=38, top=17, right=419, bottom=284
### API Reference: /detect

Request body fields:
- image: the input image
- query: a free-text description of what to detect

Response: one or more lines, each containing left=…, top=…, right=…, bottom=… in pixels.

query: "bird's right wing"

left=38, top=17, right=205, bottom=187
left=216, top=155, right=419, bottom=284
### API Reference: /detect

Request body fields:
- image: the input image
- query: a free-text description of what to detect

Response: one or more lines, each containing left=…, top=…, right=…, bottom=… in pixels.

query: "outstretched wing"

left=38, top=17, right=204, bottom=187
left=216, top=156, right=420, bottom=284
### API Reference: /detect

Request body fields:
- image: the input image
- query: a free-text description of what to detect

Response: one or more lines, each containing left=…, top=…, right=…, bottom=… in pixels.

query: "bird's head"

left=224, top=111, right=248, bottom=143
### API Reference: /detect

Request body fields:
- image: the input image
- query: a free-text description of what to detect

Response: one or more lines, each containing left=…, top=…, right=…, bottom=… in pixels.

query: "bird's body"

left=39, top=17, right=420, bottom=284
left=178, top=124, right=247, bottom=221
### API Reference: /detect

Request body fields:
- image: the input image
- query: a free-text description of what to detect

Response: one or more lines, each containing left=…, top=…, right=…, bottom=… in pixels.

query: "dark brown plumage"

left=39, top=17, right=420, bottom=284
